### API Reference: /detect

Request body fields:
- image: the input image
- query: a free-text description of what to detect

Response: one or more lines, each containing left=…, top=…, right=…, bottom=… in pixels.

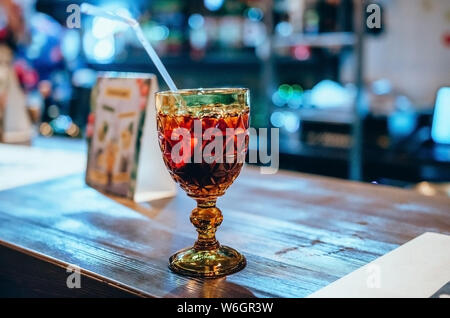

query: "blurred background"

left=0, top=0, right=449, bottom=193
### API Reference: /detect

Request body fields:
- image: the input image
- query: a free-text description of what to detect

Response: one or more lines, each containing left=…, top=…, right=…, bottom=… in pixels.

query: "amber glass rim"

left=155, top=87, right=248, bottom=97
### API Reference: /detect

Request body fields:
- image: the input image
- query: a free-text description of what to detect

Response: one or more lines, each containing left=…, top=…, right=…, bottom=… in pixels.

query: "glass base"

left=169, top=245, right=246, bottom=278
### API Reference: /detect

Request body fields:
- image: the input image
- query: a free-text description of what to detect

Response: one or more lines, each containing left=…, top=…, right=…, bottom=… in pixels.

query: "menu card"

left=86, top=73, right=175, bottom=201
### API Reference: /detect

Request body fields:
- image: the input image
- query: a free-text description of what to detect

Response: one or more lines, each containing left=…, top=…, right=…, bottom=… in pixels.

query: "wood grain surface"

left=0, top=154, right=449, bottom=297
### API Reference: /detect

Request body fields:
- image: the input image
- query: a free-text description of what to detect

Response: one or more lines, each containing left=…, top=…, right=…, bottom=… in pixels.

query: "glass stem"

left=190, top=199, right=223, bottom=251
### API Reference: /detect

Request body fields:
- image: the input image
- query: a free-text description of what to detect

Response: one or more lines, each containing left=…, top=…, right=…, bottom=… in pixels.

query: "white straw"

left=80, top=3, right=178, bottom=92
left=80, top=3, right=136, bottom=26
left=131, top=24, right=178, bottom=92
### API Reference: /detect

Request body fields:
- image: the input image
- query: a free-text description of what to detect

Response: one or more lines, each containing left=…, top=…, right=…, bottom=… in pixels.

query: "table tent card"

left=0, top=45, right=32, bottom=144
left=86, top=73, right=176, bottom=201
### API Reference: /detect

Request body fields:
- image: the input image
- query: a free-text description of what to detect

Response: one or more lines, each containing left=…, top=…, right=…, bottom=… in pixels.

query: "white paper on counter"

left=308, top=232, right=450, bottom=298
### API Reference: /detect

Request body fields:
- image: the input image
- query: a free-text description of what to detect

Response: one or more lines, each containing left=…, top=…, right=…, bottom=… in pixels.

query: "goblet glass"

left=155, top=88, right=250, bottom=278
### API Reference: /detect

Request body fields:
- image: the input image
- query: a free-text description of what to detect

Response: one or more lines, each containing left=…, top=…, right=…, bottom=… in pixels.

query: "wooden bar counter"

left=0, top=143, right=449, bottom=297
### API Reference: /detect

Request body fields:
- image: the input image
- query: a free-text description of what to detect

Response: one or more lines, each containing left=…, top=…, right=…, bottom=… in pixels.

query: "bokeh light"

left=39, top=122, right=53, bottom=137
left=278, top=84, right=293, bottom=100
left=247, top=8, right=264, bottom=22
left=93, top=37, right=115, bottom=62
left=293, top=45, right=311, bottom=60
left=47, top=105, right=59, bottom=119
left=188, top=14, right=205, bottom=30
left=61, top=29, right=81, bottom=61
left=190, top=29, right=208, bottom=49
left=204, top=0, right=224, bottom=12
left=270, top=111, right=285, bottom=127
left=272, top=91, right=286, bottom=107
left=270, top=111, right=301, bottom=133
left=144, top=24, right=170, bottom=42
left=283, top=112, right=300, bottom=133
left=275, top=21, right=293, bottom=37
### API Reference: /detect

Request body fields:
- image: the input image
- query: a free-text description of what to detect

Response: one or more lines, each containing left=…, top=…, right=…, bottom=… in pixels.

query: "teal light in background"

left=278, top=84, right=293, bottom=100
left=275, top=21, right=293, bottom=37
left=188, top=14, right=205, bottom=29
left=61, top=29, right=80, bottom=61
left=204, top=0, right=224, bottom=12
left=247, top=7, right=264, bottom=21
